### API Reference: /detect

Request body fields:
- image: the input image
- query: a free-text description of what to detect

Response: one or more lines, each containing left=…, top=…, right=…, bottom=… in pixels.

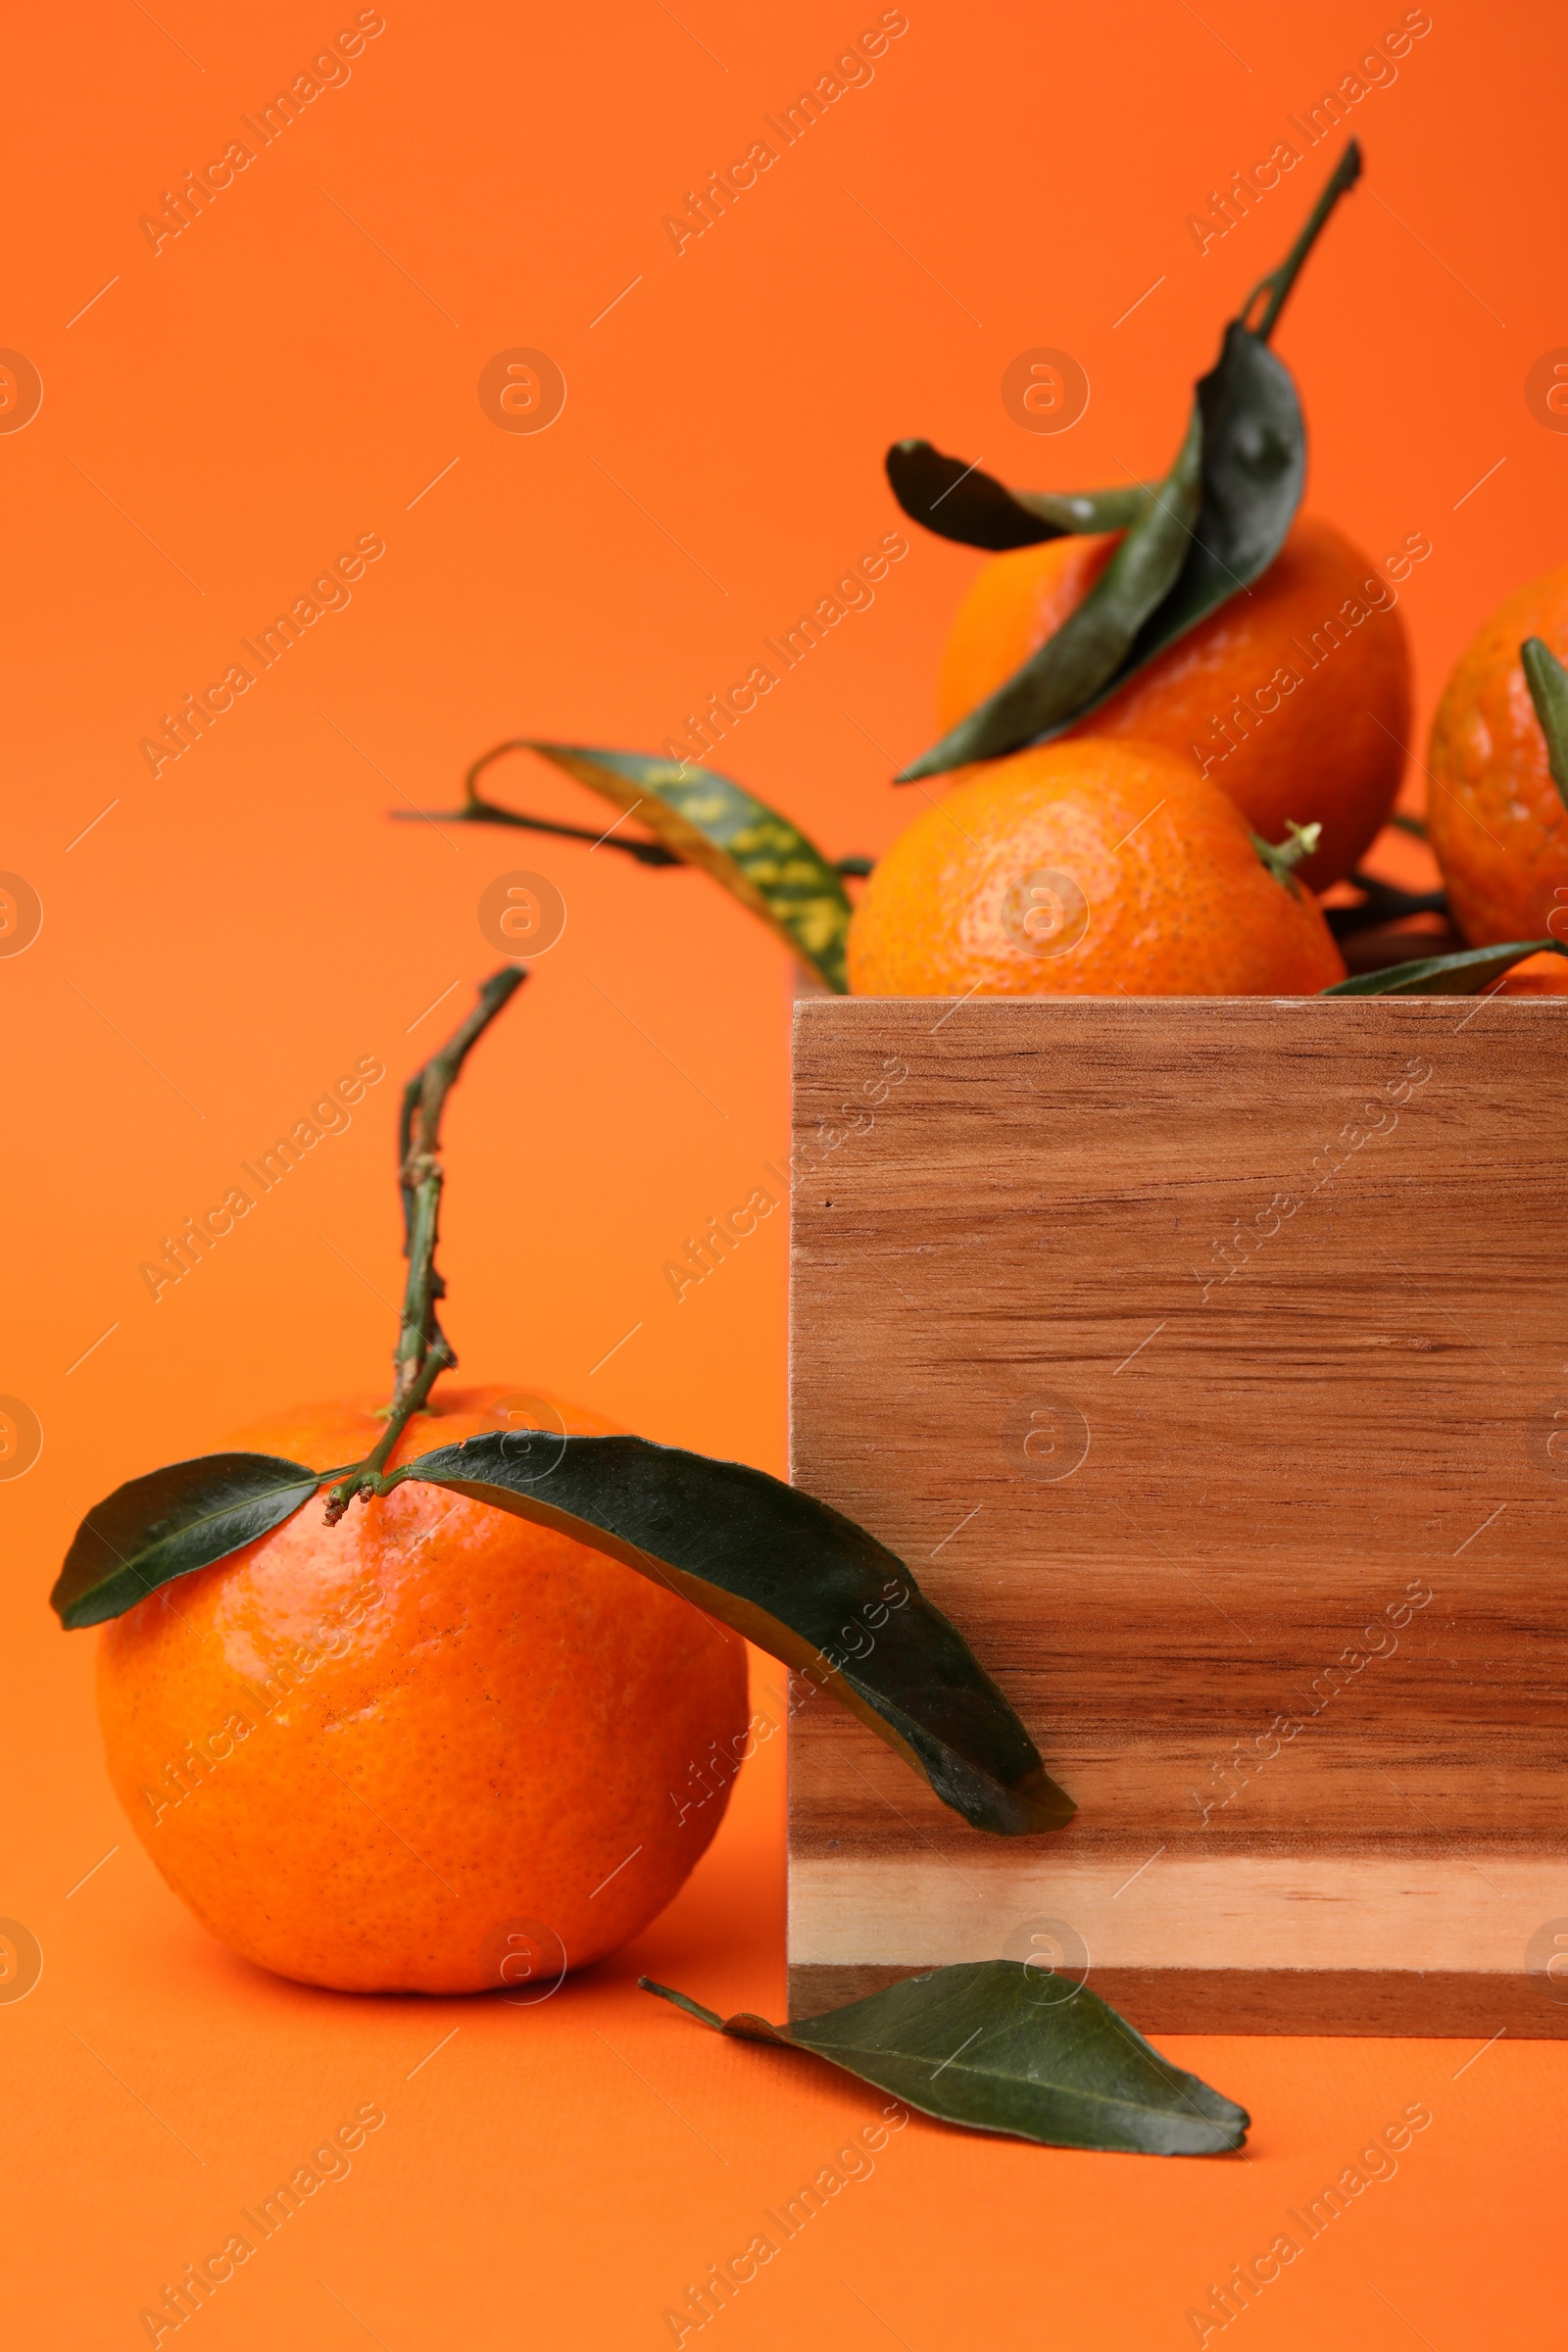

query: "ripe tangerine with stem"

left=92, top=972, right=749, bottom=1995
left=847, top=740, right=1347, bottom=998
left=97, top=1385, right=748, bottom=1994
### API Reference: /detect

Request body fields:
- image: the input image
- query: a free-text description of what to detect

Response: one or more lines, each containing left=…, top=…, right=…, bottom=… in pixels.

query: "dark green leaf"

left=51, top=1453, right=322, bottom=1630
left=884, top=440, right=1148, bottom=550
left=890, top=149, right=1371, bottom=782
left=1070, top=321, right=1301, bottom=710
left=57, top=1428, right=1070, bottom=1836
left=1323, top=939, right=1568, bottom=996
left=899, top=326, right=1302, bottom=781
left=399, top=1431, right=1071, bottom=1838
left=1522, top=636, right=1568, bottom=811
left=898, top=414, right=1202, bottom=782
left=1324, top=872, right=1448, bottom=941
left=521, top=744, right=853, bottom=993
left=639, top=1962, right=1248, bottom=2156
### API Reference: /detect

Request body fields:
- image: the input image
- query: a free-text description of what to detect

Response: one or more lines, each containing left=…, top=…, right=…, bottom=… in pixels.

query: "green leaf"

left=639, top=1962, right=1249, bottom=2156
left=1522, top=636, right=1568, bottom=811
left=1068, top=321, right=1302, bottom=711
left=54, top=1432, right=1068, bottom=1835
left=1322, top=939, right=1568, bottom=996
left=522, top=743, right=853, bottom=992
left=900, top=322, right=1302, bottom=781
left=889, top=150, right=1373, bottom=783
left=897, top=413, right=1202, bottom=782
left=51, top=1453, right=323, bottom=1630
left=1324, top=872, right=1448, bottom=941
left=398, top=1431, right=1070, bottom=1837
left=884, top=440, right=1148, bottom=550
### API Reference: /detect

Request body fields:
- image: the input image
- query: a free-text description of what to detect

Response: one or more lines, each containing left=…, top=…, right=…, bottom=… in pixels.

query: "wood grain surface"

left=786, top=997, right=1568, bottom=2034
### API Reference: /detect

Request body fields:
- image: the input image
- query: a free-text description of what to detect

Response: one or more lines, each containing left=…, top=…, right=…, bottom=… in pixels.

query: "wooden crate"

left=787, top=997, right=1568, bottom=2036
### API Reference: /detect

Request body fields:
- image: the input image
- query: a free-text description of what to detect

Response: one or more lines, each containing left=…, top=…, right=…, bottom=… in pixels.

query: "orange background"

left=3, top=0, right=1565, bottom=2342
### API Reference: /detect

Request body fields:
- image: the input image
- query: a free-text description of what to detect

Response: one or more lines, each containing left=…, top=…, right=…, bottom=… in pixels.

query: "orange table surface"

left=7, top=1697, right=1564, bottom=2351
left=5, top=0, right=1566, bottom=2342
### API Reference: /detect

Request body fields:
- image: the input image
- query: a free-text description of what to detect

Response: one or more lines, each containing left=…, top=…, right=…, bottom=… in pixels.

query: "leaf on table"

left=522, top=743, right=853, bottom=992
left=884, top=440, right=1148, bottom=550
left=51, top=1453, right=323, bottom=1629
left=639, top=1962, right=1249, bottom=2156
left=400, top=1431, right=1071, bottom=1837
left=1322, top=938, right=1568, bottom=996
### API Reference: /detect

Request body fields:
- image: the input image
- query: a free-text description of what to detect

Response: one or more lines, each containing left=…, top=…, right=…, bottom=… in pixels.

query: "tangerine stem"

left=1241, top=139, right=1362, bottom=345
left=390, top=794, right=872, bottom=880
left=393, top=966, right=527, bottom=1404
left=465, top=740, right=678, bottom=864
left=390, top=797, right=683, bottom=865
left=322, top=1338, right=455, bottom=1525
left=636, top=1977, right=726, bottom=2030
left=1250, top=820, right=1322, bottom=895
left=319, top=968, right=530, bottom=1526
left=464, top=736, right=537, bottom=812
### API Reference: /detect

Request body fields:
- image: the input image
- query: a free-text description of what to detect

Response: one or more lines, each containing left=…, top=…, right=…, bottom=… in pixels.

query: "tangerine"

left=1496, top=956, right=1568, bottom=995
left=934, top=514, right=1411, bottom=890
left=96, top=1385, right=750, bottom=1994
left=1426, top=562, right=1568, bottom=947
left=846, top=740, right=1346, bottom=998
